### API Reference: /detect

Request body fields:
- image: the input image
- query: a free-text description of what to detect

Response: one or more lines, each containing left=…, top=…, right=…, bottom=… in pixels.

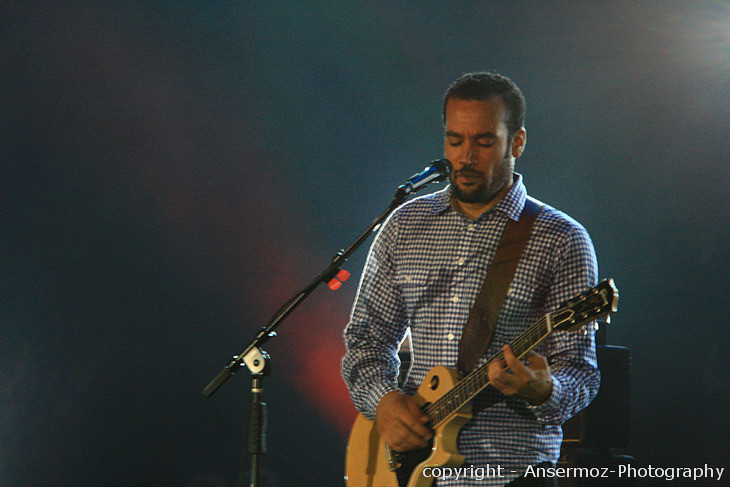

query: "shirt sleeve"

left=341, top=212, right=410, bottom=420
left=528, top=220, right=601, bottom=426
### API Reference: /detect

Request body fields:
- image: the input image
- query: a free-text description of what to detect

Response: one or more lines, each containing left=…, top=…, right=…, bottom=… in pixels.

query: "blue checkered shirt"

left=342, top=175, right=600, bottom=486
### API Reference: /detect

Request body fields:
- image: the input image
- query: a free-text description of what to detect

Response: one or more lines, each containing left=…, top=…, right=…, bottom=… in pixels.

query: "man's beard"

left=450, top=166, right=511, bottom=205
left=451, top=176, right=500, bottom=204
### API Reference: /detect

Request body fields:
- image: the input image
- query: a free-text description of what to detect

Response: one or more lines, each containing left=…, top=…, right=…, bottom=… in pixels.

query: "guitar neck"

left=421, top=279, right=616, bottom=428
left=425, top=311, right=560, bottom=427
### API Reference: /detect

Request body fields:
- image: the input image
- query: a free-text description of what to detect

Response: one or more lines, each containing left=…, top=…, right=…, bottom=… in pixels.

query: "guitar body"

left=345, top=366, right=472, bottom=487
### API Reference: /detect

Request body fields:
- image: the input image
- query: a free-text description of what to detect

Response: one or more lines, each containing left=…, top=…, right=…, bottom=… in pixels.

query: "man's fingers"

left=502, top=345, right=529, bottom=377
left=388, top=416, right=431, bottom=451
left=396, top=407, right=431, bottom=441
left=398, top=416, right=431, bottom=443
left=487, top=347, right=553, bottom=404
left=502, top=344, right=517, bottom=362
left=504, top=346, right=549, bottom=373
left=488, top=358, right=518, bottom=394
left=404, top=401, right=432, bottom=436
left=375, top=392, right=432, bottom=451
left=524, top=350, right=549, bottom=370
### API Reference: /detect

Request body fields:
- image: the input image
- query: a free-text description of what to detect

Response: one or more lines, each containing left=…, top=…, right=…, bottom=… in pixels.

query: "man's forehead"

left=444, top=97, right=507, bottom=133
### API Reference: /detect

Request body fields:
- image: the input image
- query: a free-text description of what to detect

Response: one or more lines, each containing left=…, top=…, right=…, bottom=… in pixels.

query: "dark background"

left=2, top=2, right=728, bottom=486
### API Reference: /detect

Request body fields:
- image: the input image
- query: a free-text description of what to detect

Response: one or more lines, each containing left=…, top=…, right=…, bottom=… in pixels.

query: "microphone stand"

left=201, top=164, right=448, bottom=487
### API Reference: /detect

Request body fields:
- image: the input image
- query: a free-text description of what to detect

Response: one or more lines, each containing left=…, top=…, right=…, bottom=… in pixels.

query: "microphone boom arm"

left=201, top=159, right=451, bottom=397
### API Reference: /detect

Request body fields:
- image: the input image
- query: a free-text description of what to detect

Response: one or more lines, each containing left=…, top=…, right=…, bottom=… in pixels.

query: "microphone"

left=396, top=159, right=452, bottom=197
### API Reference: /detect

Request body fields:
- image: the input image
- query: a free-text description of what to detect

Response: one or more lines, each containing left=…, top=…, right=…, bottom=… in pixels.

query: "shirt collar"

left=429, top=173, right=528, bottom=221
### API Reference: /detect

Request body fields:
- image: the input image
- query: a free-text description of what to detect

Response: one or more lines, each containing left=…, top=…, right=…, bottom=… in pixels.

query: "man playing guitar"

left=342, top=72, right=601, bottom=486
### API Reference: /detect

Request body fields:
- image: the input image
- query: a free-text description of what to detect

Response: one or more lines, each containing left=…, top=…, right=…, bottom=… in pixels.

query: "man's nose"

left=467, top=148, right=477, bottom=164
left=457, top=146, right=476, bottom=167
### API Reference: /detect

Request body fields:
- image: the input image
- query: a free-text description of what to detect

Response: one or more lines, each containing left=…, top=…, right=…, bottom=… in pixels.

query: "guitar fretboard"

left=419, top=280, right=615, bottom=428
left=424, top=313, right=556, bottom=427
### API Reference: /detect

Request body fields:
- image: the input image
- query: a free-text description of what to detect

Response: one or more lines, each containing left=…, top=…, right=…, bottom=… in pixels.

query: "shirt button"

left=467, top=224, right=475, bottom=231
left=457, top=257, right=465, bottom=266
left=447, top=333, right=455, bottom=341
left=451, top=295, right=460, bottom=303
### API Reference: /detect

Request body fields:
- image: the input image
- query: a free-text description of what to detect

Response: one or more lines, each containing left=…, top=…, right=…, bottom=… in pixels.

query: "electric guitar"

left=345, top=279, right=618, bottom=487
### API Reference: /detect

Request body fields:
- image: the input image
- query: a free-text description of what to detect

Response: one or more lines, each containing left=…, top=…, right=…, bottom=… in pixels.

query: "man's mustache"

left=453, top=167, right=484, bottom=177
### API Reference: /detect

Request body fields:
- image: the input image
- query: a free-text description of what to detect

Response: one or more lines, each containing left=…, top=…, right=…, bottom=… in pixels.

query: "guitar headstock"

left=553, top=279, right=619, bottom=332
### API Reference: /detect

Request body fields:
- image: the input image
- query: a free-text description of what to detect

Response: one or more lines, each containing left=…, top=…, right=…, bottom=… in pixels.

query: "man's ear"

left=512, top=127, right=527, bottom=158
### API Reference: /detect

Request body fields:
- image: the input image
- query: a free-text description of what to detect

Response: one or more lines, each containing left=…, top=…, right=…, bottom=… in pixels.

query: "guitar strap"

left=456, top=196, right=544, bottom=376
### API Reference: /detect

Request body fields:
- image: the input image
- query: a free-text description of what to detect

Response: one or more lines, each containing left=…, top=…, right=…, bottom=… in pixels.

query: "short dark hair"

left=442, top=72, right=526, bottom=136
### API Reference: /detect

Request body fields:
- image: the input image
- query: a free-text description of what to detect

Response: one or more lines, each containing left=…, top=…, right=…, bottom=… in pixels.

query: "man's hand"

left=487, top=345, right=553, bottom=405
left=375, top=391, right=432, bottom=451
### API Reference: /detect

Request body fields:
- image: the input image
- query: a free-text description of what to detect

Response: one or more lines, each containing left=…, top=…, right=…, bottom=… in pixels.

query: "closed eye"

left=445, top=131, right=497, bottom=148
left=445, top=134, right=463, bottom=146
